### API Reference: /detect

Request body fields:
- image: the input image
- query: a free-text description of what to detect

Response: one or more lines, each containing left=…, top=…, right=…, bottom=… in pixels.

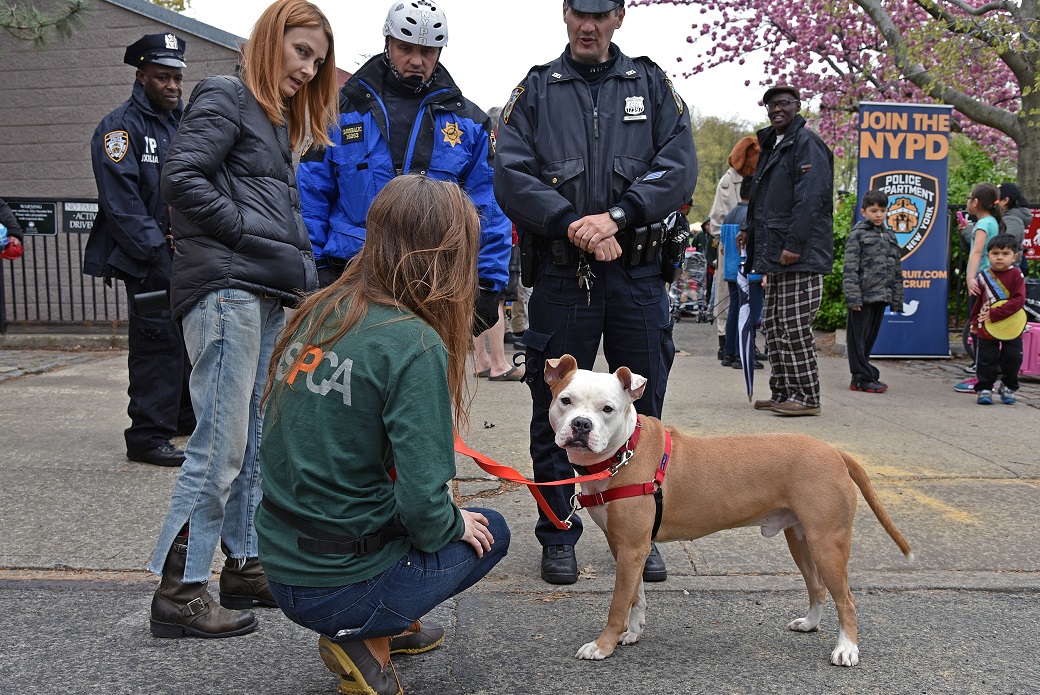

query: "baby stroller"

left=668, top=248, right=710, bottom=323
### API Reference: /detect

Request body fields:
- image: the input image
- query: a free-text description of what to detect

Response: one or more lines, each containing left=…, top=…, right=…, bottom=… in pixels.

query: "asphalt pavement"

left=0, top=320, right=1037, bottom=694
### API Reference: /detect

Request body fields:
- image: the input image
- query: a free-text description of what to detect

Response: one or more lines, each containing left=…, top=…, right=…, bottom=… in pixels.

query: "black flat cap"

left=762, top=84, right=800, bottom=104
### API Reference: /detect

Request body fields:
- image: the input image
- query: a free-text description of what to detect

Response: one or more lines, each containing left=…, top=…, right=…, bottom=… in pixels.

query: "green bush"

left=815, top=196, right=855, bottom=330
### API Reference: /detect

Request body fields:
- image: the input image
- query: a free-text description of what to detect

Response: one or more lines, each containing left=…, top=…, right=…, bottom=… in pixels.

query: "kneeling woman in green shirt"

left=257, top=175, right=510, bottom=695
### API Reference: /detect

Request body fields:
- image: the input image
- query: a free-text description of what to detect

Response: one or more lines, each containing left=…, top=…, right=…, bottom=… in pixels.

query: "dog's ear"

left=544, top=354, right=578, bottom=385
left=614, top=366, right=647, bottom=401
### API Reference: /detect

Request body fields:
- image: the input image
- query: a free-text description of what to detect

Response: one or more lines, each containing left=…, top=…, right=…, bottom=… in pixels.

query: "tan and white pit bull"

left=544, top=354, right=913, bottom=667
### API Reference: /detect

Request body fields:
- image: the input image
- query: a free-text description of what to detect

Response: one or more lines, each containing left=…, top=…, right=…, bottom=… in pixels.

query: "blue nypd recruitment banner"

left=857, top=102, right=953, bottom=357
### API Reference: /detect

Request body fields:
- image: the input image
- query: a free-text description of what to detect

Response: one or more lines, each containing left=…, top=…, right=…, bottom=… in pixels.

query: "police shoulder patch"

left=104, top=130, right=129, bottom=163
left=502, top=86, right=524, bottom=125
left=664, top=77, right=684, bottom=116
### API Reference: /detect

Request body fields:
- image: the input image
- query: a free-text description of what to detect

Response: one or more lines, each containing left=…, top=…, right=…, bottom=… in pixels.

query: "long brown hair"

left=265, top=175, right=479, bottom=430
left=240, top=0, right=337, bottom=150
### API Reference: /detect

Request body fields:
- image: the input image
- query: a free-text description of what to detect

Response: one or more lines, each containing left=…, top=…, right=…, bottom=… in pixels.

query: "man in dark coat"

left=84, top=34, right=194, bottom=466
left=738, top=85, right=834, bottom=416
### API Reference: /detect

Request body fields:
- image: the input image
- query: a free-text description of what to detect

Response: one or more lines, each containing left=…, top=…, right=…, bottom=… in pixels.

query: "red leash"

left=453, top=434, right=614, bottom=530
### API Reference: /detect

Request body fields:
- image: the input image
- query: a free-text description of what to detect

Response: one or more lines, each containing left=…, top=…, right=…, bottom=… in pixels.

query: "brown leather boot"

left=318, top=635, right=402, bottom=695
left=388, top=620, right=445, bottom=655
left=150, top=535, right=259, bottom=638
left=218, top=542, right=277, bottom=609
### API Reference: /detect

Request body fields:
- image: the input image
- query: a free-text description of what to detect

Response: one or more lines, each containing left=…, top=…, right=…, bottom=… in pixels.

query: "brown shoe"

left=318, top=635, right=402, bottom=695
left=389, top=620, right=445, bottom=655
left=754, top=399, right=779, bottom=410
left=770, top=401, right=821, bottom=416
left=219, top=542, right=278, bottom=609
left=150, top=536, right=258, bottom=638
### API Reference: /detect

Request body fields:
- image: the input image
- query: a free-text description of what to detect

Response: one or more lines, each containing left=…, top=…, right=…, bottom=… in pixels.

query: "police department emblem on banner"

left=104, top=130, right=129, bottom=163
left=869, top=170, right=939, bottom=259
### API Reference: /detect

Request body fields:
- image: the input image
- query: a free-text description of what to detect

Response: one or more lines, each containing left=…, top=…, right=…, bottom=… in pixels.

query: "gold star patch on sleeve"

left=442, top=122, right=463, bottom=147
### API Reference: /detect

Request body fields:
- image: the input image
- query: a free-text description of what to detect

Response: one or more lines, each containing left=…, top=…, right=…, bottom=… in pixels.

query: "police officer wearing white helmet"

left=299, top=0, right=510, bottom=335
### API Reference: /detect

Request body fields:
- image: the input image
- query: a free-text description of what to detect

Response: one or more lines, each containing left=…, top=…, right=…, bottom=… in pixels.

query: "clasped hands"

left=568, top=213, right=622, bottom=262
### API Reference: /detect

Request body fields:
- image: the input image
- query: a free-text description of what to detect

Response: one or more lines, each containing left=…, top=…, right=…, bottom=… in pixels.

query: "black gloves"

left=472, top=286, right=501, bottom=336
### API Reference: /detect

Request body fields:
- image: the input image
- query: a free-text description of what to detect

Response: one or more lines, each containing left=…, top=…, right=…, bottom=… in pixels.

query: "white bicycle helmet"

left=383, top=0, right=448, bottom=47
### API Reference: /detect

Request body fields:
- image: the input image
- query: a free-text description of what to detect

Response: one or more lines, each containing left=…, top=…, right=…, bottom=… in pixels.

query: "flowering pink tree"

left=636, top=0, right=1040, bottom=199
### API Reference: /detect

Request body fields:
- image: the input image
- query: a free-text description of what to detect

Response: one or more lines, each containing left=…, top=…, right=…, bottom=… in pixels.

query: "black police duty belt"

left=551, top=217, right=672, bottom=268
left=261, top=497, right=408, bottom=556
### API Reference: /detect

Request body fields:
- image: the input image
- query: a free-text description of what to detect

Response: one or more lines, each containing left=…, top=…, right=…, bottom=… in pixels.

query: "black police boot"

left=127, top=441, right=185, bottom=467
left=717, top=335, right=726, bottom=360
left=642, top=542, right=667, bottom=582
left=541, top=544, right=578, bottom=585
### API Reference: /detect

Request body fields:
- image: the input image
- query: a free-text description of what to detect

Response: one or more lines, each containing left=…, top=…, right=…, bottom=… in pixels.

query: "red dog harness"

left=572, top=416, right=672, bottom=539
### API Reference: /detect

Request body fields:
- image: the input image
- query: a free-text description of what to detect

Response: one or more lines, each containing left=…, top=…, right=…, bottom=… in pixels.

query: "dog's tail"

left=841, top=451, right=915, bottom=562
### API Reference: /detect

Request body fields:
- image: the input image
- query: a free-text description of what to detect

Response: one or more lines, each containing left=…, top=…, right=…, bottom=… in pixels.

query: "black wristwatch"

left=608, top=206, right=627, bottom=230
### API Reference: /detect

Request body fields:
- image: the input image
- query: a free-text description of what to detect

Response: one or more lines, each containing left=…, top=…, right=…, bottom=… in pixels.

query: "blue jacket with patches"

left=298, top=56, right=510, bottom=290
left=84, top=81, right=181, bottom=282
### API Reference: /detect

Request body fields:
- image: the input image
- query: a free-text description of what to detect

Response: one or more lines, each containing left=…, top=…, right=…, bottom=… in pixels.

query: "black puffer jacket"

left=161, top=75, right=318, bottom=318
left=743, top=115, right=834, bottom=275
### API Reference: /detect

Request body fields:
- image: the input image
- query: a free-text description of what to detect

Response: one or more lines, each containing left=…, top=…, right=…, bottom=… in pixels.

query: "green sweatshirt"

left=256, top=300, right=464, bottom=587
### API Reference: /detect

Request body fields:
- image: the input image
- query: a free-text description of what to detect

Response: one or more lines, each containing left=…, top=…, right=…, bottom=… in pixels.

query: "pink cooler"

left=1022, top=322, right=1040, bottom=376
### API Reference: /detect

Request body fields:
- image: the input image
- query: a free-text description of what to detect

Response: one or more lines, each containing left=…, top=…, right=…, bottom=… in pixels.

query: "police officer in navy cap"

left=495, top=0, right=697, bottom=585
left=84, top=33, right=195, bottom=467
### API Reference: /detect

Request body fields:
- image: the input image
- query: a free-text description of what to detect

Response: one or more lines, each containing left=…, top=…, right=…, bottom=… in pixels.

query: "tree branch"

left=855, top=0, right=1023, bottom=141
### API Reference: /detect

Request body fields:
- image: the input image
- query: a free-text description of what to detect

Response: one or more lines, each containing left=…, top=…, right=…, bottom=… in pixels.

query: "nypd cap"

left=565, top=0, right=624, bottom=12
left=123, top=33, right=187, bottom=69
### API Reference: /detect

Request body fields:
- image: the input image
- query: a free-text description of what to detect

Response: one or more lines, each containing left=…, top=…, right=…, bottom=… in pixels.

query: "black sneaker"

left=721, top=354, right=735, bottom=367
left=541, top=545, right=577, bottom=585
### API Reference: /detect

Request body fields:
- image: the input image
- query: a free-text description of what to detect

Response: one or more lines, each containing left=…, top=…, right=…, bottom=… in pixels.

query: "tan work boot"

left=218, top=541, right=277, bottom=609
left=318, top=635, right=402, bottom=695
left=389, top=620, right=445, bottom=655
left=149, top=535, right=258, bottom=638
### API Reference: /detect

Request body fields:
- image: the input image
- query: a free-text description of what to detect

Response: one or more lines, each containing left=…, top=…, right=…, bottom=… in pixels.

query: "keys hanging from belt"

left=577, top=252, right=595, bottom=306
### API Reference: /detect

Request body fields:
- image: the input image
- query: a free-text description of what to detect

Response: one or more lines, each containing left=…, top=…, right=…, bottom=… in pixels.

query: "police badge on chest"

left=623, top=96, right=646, bottom=122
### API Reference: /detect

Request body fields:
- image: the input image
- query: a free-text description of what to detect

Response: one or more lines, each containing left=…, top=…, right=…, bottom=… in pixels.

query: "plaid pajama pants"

left=763, top=272, right=823, bottom=407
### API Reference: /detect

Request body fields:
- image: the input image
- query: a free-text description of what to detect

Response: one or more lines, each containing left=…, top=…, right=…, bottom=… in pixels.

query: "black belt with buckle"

left=261, top=497, right=408, bottom=556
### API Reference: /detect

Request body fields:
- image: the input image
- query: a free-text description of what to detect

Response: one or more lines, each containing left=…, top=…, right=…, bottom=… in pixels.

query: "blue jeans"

left=269, top=508, right=509, bottom=641
left=148, top=288, right=285, bottom=583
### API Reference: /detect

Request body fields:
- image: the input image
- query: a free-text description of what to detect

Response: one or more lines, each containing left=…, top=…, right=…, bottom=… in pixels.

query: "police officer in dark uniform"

left=494, top=0, right=697, bottom=585
left=84, top=34, right=194, bottom=466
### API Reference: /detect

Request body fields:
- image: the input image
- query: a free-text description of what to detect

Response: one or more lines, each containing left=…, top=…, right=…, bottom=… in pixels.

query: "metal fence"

left=1, top=197, right=126, bottom=334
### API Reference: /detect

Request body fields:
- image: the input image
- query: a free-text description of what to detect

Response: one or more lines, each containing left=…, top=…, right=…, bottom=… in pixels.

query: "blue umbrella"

left=736, top=257, right=755, bottom=402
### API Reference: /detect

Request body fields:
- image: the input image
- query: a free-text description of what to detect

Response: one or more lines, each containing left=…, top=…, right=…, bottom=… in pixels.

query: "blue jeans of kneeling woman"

left=269, top=508, right=510, bottom=641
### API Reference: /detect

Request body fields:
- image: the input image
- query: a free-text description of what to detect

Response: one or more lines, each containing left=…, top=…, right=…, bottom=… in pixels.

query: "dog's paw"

left=619, top=630, right=641, bottom=646
left=830, top=635, right=860, bottom=667
left=575, top=641, right=610, bottom=660
left=787, top=617, right=820, bottom=633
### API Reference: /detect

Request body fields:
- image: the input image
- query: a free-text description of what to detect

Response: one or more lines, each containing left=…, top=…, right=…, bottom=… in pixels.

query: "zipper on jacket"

left=404, top=88, right=451, bottom=174
left=358, top=79, right=395, bottom=176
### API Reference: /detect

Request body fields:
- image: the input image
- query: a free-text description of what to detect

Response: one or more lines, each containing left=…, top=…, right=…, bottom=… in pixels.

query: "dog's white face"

left=544, top=355, right=647, bottom=460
